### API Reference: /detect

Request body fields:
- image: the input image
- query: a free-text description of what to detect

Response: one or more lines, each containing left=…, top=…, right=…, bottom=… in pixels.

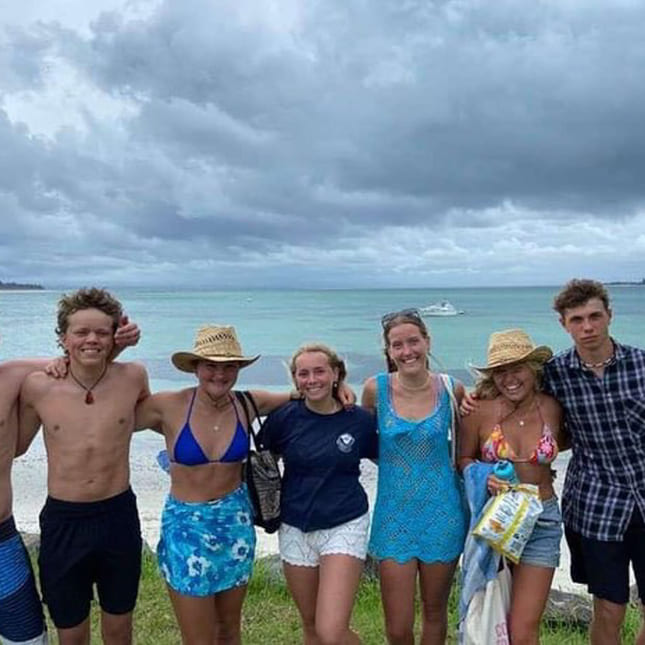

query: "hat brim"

left=171, top=352, right=260, bottom=373
left=470, top=345, right=553, bottom=373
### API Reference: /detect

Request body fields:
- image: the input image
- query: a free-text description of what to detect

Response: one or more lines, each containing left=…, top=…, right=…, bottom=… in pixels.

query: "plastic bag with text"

left=463, top=560, right=512, bottom=645
left=472, top=484, right=543, bottom=563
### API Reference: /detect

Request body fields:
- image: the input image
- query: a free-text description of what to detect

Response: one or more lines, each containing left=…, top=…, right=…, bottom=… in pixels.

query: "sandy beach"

left=11, top=433, right=593, bottom=596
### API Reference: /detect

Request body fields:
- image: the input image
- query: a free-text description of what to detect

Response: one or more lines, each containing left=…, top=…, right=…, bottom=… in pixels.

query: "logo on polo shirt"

left=336, top=433, right=355, bottom=453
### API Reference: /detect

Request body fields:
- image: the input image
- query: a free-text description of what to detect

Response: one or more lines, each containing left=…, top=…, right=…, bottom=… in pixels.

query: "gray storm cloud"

left=1, top=0, right=644, bottom=287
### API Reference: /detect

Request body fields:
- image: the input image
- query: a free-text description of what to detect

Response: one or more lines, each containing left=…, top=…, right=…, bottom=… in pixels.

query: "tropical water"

left=3, top=285, right=644, bottom=588
left=3, top=285, right=643, bottom=389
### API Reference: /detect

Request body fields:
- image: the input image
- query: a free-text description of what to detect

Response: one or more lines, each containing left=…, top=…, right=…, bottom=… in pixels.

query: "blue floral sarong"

left=157, top=485, right=256, bottom=596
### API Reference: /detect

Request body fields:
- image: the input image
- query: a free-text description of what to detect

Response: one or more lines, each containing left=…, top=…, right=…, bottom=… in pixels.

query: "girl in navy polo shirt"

left=259, top=343, right=377, bottom=645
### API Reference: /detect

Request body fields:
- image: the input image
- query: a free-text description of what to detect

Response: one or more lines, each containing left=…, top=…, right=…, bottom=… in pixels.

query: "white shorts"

left=279, top=513, right=370, bottom=567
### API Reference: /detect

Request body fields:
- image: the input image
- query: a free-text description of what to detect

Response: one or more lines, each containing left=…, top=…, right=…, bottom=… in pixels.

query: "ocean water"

left=2, top=285, right=644, bottom=389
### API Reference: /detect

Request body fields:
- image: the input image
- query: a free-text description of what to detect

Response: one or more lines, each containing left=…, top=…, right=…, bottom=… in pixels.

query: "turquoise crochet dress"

left=369, top=372, right=467, bottom=563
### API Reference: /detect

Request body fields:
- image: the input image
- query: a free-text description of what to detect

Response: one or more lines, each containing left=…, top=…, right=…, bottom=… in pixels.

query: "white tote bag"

left=463, top=560, right=512, bottom=645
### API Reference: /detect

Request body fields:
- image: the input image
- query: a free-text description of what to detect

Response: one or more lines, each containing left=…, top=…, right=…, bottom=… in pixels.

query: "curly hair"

left=553, top=279, right=610, bottom=316
left=56, top=287, right=123, bottom=340
left=473, top=359, right=545, bottom=399
left=289, top=343, right=347, bottom=401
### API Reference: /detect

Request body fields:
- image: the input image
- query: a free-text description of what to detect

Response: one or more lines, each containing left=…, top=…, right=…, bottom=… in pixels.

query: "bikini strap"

left=230, top=393, right=243, bottom=427
left=534, top=395, right=551, bottom=435
left=184, top=388, right=198, bottom=424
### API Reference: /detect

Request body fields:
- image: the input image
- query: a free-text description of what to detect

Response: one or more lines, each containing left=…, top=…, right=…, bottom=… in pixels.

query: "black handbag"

left=235, top=390, right=282, bottom=533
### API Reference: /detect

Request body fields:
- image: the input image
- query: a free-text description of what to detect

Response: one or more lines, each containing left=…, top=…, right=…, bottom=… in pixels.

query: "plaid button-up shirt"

left=543, top=341, right=645, bottom=541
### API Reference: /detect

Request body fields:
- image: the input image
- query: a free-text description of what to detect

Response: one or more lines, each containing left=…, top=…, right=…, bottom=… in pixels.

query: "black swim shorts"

left=38, top=487, right=142, bottom=629
left=566, top=506, right=645, bottom=605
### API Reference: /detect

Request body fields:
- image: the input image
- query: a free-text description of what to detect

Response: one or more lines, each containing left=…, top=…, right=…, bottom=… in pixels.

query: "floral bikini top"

left=481, top=400, right=558, bottom=465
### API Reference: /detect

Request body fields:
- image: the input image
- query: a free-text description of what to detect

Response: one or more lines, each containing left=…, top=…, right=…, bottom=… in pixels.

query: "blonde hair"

left=474, top=359, right=545, bottom=399
left=289, top=343, right=347, bottom=399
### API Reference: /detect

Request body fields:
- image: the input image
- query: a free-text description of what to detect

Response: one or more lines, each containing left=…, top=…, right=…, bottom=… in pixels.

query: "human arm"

left=459, top=389, right=480, bottom=417
left=247, top=389, right=301, bottom=416
left=337, top=382, right=356, bottom=407
left=134, top=395, right=163, bottom=434
left=360, top=377, right=377, bottom=414
left=458, top=404, right=482, bottom=473
left=109, top=315, right=141, bottom=361
left=16, top=375, right=43, bottom=457
left=542, top=394, right=569, bottom=451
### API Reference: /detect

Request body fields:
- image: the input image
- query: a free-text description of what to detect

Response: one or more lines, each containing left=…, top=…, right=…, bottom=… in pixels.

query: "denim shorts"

left=520, top=497, right=562, bottom=568
left=279, top=512, right=370, bottom=567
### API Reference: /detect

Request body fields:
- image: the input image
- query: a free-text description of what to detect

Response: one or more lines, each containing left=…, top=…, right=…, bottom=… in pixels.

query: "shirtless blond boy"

left=18, top=288, right=149, bottom=645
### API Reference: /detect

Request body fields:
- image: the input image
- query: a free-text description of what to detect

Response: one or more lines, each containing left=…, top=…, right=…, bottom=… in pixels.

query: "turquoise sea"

left=4, top=285, right=645, bottom=575
left=2, top=285, right=643, bottom=390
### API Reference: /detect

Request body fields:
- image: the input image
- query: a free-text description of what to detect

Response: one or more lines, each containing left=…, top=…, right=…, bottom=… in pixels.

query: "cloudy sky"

left=1, top=0, right=644, bottom=289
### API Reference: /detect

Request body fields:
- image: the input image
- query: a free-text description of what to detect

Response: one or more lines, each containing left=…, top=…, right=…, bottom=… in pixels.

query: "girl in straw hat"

left=460, top=329, right=568, bottom=645
left=362, top=309, right=468, bottom=644
left=257, top=343, right=377, bottom=645
left=135, top=325, right=353, bottom=645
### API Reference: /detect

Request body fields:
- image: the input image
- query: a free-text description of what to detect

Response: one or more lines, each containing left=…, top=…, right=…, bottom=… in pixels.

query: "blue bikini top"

left=171, top=389, right=249, bottom=466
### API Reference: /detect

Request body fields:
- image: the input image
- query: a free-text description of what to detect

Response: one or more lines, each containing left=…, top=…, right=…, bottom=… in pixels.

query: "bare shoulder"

left=112, top=360, right=148, bottom=379
left=21, top=370, right=53, bottom=396
left=0, top=359, right=48, bottom=392
left=361, top=376, right=377, bottom=408
left=136, top=387, right=183, bottom=418
left=451, top=379, right=466, bottom=403
left=150, top=388, right=190, bottom=409
left=461, top=395, right=494, bottom=429
left=538, top=392, right=562, bottom=420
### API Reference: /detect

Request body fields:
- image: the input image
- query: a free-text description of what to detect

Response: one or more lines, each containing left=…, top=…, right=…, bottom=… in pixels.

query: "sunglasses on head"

left=380, top=308, right=423, bottom=328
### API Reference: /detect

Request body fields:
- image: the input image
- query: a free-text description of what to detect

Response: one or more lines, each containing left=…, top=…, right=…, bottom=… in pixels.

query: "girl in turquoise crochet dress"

left=362, top=309, right=468, bottom=644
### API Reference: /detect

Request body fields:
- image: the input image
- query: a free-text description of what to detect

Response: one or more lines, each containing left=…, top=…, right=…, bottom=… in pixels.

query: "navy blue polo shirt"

left=258, top=400, right=378, bottom=532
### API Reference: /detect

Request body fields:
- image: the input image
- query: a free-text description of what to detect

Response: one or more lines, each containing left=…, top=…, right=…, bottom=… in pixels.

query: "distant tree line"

left=0, top=280, right=44, bottom=290
left=605, top=278, right=645, bottom=286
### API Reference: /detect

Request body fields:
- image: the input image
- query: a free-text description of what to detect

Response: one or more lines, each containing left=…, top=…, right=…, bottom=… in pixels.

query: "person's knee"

left=316, top=620, right=350, bottom=645
left=101, top=614, right=133, bottom=645
left=57, top=619, right=91, bottom=645
left=384, top=619, right=414, bottom=644
left=421, top=600, right=448, bottom=628
left=508, top=613, right=540, bottom=645
left=214, top=614, right=242, bottom=643
left=592, top=598, right=626, bottom=634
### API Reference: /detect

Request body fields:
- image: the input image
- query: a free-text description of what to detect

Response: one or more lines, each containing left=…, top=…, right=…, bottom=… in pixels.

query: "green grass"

left=38, top=552, right=641, bottom=644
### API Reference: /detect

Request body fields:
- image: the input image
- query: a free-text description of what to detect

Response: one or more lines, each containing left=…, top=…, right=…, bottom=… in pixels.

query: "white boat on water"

left=419, top=300, right=464, bottom=317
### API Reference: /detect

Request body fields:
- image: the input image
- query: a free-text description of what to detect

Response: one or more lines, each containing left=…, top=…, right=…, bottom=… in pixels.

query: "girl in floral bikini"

left=460, top=329, right=568, bottom=645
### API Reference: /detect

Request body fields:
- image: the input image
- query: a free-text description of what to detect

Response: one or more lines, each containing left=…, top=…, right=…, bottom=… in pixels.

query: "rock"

left=20, top=532, right=40, bottom=554
left=630, top=584, right=640, bottom=607
left=544, top=588, right=592, bottom=627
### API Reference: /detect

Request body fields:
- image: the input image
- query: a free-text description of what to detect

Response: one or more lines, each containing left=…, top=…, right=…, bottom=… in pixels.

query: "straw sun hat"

left=171, top=325, right=260, bottom=373
left=471, top=329, right=553, bottom=372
